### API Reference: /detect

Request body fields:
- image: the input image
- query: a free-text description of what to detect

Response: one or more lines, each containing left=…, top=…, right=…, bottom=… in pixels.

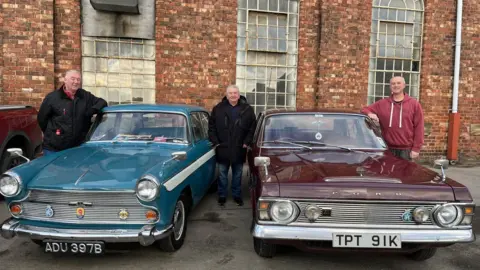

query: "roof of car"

left=103, top=104, right=209, bottom=114
left=262, top=108, right=365, bottom=116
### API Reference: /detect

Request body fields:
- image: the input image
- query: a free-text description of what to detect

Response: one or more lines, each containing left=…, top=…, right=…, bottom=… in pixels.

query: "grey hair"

left=390, top=76, right=405, bottom=84
left=226, top=84, right=239, bottom=93
left=65, top=70, right=81, bottom=78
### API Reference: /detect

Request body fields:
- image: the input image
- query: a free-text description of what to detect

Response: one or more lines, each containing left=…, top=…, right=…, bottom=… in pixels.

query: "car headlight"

left=135, top=175, right=159, bottom=202
left=269, top=200, right=298, bottom=224
left=0, top=173, right=21, bottom=197
left=433, top=204, right=463, bottom=227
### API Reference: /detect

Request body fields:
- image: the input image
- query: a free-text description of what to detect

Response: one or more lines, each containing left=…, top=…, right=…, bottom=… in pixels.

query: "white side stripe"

left=163, top=149, right=216, bottom=191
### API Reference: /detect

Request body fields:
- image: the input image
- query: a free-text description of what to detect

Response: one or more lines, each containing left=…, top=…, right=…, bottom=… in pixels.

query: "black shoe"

left=234, top=197, right=243, bottom=206
left=218, top=197, right=226, bottom=206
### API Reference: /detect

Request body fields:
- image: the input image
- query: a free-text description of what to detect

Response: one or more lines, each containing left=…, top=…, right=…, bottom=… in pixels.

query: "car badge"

left=118, top=209, right=129, bottom=220
left=315, top=132, right=322, bottom=140
left=45, top=205, right=54, bottom=218
left=76, top=207, right=85, bottom=219
left=401, top=210, right=413, bottom=222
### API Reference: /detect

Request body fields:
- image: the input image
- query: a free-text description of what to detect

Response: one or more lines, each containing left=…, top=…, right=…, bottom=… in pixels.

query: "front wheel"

left=157, top=195, right=188, bottom=252
left=406, top=248, right=437, bottom=261
left=253, top=237, right=276, bottom=258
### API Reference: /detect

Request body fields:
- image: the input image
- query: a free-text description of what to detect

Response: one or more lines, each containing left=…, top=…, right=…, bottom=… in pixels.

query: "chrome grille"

left=18, top=190, right=155, bottom=224
left=294, top=201, right=436, bottom=226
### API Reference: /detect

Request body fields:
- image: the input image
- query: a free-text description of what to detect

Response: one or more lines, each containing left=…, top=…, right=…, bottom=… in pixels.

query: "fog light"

left=412, top=206, right=430, bottom=224
left=304, top=205, right=321, bottom=222
left=10, top=204, right=22, bottom=216
left=145, top=210, right=158, bottom=222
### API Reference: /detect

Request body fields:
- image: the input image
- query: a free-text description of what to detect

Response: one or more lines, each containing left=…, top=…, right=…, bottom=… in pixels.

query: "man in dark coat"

left=37, top=70, right=107, bottom=155
left=208, top=85, right=256, bottom=206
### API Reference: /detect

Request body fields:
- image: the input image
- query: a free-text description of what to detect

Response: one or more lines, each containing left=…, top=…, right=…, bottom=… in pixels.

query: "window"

left=89, top=112, right=187, bottom=143
left=262, top=114, right=386, bottom=149
left=81, top=37, right=156, bottom=105
left=190, top=112, right=209, bottom=142
left=368, top=0, right=424, bottom=104
left=237, top=0, right=299, bottom=115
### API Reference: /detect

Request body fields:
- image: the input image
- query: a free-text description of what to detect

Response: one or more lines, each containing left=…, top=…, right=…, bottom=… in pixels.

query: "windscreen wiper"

left=261, top=140, right=312, bottom=150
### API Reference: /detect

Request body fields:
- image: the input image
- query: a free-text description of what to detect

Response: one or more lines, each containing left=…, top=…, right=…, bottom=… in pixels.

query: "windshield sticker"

left=315, top=132, right=323, bottom=140
left=315, top=114, right=323, bottom=118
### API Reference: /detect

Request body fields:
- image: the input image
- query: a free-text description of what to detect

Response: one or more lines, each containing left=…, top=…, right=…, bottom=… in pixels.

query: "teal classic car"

left=0, top=104, right=217, bottom=254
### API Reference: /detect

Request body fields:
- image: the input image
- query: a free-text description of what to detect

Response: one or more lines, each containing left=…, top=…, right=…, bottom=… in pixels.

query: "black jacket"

left=37, top=86, right=108, bottom=151
left=208, top=96, right=256, bottom=164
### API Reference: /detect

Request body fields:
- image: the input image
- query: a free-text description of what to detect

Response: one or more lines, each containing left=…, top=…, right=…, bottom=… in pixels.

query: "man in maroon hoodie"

left=361, top=76, right=424, bottom=160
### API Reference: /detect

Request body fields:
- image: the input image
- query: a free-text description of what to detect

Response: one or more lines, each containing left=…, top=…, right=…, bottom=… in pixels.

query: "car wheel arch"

left=1, top=132, right=33, bottom=158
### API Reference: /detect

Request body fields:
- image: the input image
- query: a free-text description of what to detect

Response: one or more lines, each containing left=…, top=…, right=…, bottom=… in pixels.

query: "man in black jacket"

left=37, top=70, right=107, bottom=155
left=208, top=85, right=256, bottom=206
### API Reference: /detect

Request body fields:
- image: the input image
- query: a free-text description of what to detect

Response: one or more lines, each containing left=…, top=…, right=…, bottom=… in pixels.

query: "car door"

left=188, top=111, right=215, bottom=203
left=247, top=112, right=265, bottom=214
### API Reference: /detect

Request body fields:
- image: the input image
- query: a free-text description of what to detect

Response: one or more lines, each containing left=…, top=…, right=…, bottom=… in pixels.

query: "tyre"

left=253, top=237, right=276, bottom=258
left=157, top=195, right=189, bottom=252
left=406, top=248, right=437, bottom=261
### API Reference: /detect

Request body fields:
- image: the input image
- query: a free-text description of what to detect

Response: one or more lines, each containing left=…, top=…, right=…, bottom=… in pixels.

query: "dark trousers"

left=218, top=162, right=243, bottom=199
left=389, top=148, right=411, bottom=161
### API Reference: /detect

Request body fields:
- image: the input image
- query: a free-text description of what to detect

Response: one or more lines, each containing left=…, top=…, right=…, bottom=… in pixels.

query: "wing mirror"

left=433, top=158, right=449, bottom=182
left=7, top=148, right=30, bottom=162
left=172, top=151, right=187, bottom=161
left=254, top=156, right=270, bottom=176
left=254, top=157, right=270, bottom=167
left=433, top=158, right=449, bottom=170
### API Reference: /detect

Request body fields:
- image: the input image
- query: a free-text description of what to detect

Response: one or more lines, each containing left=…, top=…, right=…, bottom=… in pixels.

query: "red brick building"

left=0, top=0, right=478, bottom=162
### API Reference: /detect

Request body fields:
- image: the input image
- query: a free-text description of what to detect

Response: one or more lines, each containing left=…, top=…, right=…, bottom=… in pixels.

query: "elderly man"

left=361, top=76, right=424, bottom=160
left=208, top=85, right=256, bottom=206
left=38, top=70, right=108, bottom=155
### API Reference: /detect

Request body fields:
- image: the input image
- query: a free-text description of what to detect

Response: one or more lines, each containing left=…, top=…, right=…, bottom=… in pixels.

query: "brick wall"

left=53, top=0, right=82, bottom=88
left=296, top=0, right=320, bottom=109
left=457, top=0, right=480, bottom=159
left=314, top=0, right=372, bottom=110
left=0, top=0, right=478, bottom=159
left=155, top=0, right=237, bottom=110
left=0, top=0, right=55, bottom=108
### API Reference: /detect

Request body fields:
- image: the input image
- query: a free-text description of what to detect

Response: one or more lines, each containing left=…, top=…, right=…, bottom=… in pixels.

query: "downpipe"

left=447, top=0, right=463, bottom=164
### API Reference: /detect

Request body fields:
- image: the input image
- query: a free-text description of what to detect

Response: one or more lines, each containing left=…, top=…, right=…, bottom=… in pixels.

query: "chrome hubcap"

left=173, top=201, right=185, bottom=241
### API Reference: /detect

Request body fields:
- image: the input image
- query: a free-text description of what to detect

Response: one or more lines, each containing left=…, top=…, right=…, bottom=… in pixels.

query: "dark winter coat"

left=37, top=86, right=108, bottom=151
left=208, top=96, right=256, bottom=164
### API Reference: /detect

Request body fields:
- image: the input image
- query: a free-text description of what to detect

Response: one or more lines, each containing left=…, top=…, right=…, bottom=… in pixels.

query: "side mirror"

left=172, top=151, right=187, bottom=161
left=7, top=148, right=23, bottom=157
left=433, top=158, right=449, bottom=170
left=254, top=156, right=270, bottom=167
left=7, top=148, right=30, bottom=162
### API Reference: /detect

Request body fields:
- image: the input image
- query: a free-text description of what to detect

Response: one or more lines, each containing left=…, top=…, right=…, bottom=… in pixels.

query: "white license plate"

left=332, top=233, right=401, bottom=248
left=44, top=241, right=105, bottom=254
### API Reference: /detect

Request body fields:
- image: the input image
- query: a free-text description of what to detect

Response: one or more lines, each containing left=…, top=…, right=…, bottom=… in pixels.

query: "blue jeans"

left=218, top=162, right=243, bottom=199
left=42, top=149, right=56, bottom=156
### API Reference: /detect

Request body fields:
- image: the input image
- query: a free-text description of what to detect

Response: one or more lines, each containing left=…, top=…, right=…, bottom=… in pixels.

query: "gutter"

left=447, top=0, right=463, bottom=163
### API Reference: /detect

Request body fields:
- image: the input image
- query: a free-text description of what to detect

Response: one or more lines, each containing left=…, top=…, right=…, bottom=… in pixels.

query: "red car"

left=0, top=105, right=43, bottom=174
left=247, top=109, right=475, bottom=261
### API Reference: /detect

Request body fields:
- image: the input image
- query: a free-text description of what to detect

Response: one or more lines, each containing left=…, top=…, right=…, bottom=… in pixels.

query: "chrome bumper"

left=252, top=223, right=475, bottom=243
left=1, top=218, right=172, bottom=246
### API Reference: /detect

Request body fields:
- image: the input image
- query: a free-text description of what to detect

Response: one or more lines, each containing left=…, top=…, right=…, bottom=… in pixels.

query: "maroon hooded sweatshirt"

left=361, top=94, right=424, bottom=152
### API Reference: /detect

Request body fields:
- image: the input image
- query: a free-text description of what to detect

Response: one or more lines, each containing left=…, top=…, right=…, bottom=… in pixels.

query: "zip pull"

left=63, top=108, right=66, bottom=115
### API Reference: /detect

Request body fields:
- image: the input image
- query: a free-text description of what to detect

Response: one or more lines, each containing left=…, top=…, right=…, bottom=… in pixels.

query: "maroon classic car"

left=247, top=109, right=475, bottom=261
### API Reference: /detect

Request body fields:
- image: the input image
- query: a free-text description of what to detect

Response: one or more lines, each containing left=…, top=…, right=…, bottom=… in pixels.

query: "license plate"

left=44, top=240, right=105, bottom=254
left=332, top=233, right=401, bottom=248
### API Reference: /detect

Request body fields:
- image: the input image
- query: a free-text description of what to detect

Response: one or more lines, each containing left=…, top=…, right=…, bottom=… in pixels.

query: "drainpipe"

left=447, top=0, right=463, bottom=163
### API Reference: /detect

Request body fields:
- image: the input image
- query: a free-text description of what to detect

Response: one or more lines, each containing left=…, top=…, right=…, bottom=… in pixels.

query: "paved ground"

left=0, top=166, right=479, bottom=270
